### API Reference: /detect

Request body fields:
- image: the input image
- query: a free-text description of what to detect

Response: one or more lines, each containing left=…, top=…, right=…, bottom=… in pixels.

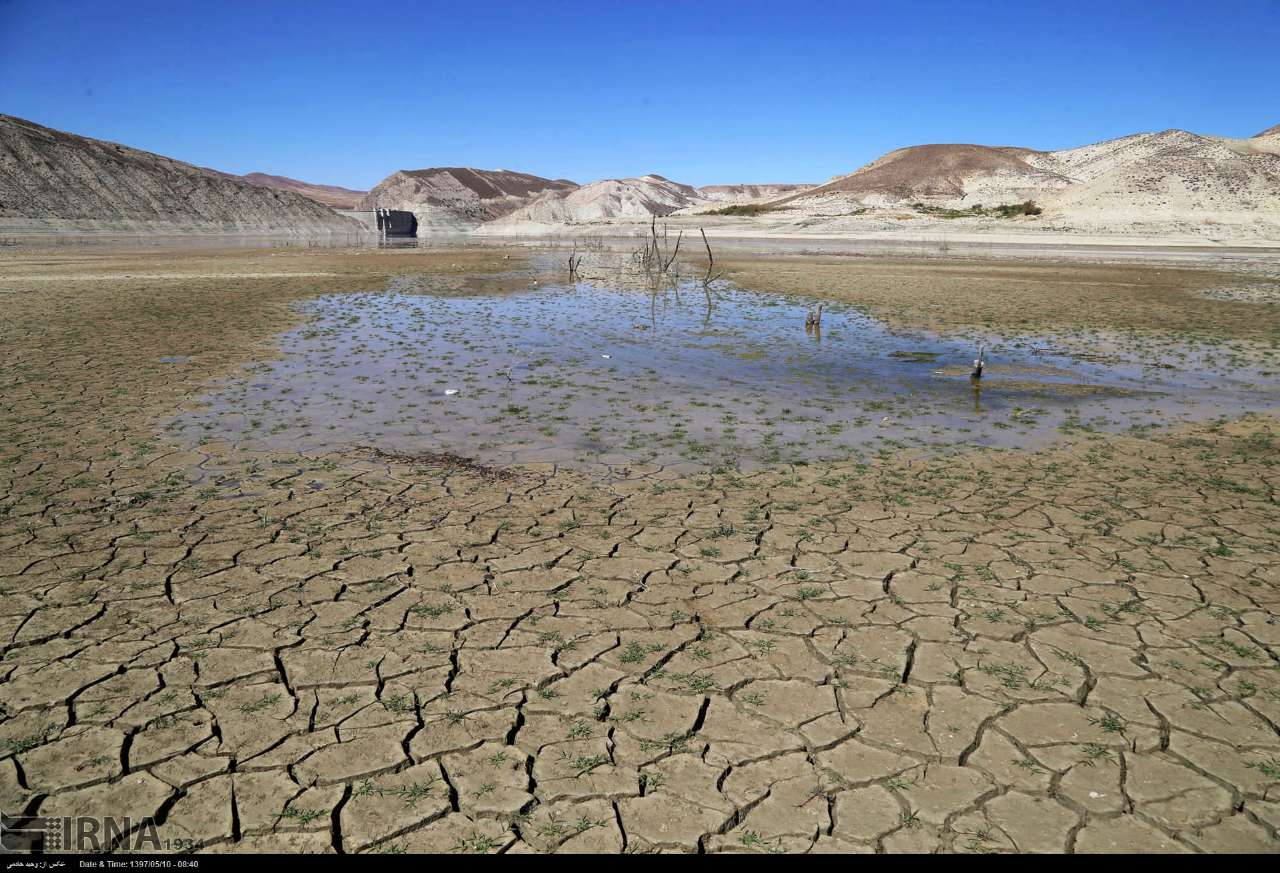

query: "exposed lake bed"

left=3, top=244, right=1279, bottom=854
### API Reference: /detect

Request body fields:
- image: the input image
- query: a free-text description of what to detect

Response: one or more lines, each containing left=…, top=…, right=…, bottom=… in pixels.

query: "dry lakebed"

left=1, top=244, right=1278, bottom=854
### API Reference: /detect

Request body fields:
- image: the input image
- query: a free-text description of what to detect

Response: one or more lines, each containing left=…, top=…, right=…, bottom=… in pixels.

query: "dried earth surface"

left=1, top=246, right=1278, bottom=854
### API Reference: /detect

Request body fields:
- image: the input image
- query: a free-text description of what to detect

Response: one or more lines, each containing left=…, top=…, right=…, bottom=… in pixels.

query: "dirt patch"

left=720, top=255, right=1280, bottom=340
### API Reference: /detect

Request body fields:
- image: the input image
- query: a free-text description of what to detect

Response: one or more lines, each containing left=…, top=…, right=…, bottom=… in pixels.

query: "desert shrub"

left=707, top=203, right=772, bottom=217
left=913, top=200, right=1042, bottom=219
left=993, top=200, right=1042, bottom=217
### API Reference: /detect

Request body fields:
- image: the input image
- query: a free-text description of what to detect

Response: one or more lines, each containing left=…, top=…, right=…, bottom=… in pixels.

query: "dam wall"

left=335, top=209, right=417, bottom=237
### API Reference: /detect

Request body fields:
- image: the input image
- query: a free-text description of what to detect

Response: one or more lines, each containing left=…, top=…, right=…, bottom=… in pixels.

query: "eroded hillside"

left=0, top=114, right=363, bottom=235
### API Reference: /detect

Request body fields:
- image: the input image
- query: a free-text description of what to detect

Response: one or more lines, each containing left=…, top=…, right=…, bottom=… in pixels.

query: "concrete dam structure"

left=336, top=208, right=417, bottom=237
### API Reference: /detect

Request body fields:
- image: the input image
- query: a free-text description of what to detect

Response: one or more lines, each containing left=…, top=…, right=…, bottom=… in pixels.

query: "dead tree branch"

left=568, top=242, right=584, bottom=281
left=700, top=228, right=723, bottom=287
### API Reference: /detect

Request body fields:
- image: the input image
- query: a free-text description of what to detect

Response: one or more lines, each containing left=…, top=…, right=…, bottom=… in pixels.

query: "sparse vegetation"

left=912, top=200, right=1042, bottom=219
left=706, top=202, right=772, bottom=216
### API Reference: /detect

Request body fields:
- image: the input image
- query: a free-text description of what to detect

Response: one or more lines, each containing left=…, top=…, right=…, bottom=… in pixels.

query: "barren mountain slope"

left=697, top=183, right=812, bottom=202
left=1035, top=129, right=1280, bottom=229
left=1022, top=133, right=1156, bottom=182
left=360, top=167, right=576, bottom=230
left=485, top=175, right=703, bottom=228
left=233, top=172, right=366, bottom=209
left=0, top=114, right=362, bottom=235
left=778, top=143, right=1072, bottom=208
left=769, top=125, right=1280, bottom=235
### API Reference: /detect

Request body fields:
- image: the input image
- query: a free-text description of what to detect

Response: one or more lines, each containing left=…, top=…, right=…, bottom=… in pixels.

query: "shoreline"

left=7, top=224, right=1280, bottom=267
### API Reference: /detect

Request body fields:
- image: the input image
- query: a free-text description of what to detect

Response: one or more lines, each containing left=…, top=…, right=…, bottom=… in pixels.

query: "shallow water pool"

left=168, top=275, right=1280, bottom=475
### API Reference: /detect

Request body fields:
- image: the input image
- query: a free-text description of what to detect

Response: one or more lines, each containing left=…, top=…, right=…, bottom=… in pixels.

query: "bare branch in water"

left=701, top=228, right=723, bottom=287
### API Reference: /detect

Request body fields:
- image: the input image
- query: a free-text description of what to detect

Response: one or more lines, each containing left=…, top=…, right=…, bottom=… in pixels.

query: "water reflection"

left=169, top=276, right=1280, bottom=474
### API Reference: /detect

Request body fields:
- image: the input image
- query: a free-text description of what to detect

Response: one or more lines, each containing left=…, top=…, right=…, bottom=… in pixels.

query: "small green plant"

left=1245, top=756, right=1280, bottom=779
left=618, top=641, right=648, bottom=664
left=454, top=831, right=501, bottom=853
left=281, top=806, right=326, bottom=826
left=739, top=829, right=784, bottom=852
left=239, top=693, right=282, bottom=715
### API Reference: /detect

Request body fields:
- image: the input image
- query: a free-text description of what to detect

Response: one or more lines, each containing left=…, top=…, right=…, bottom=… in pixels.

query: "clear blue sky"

left=2, top=0, right=1276, bottom=189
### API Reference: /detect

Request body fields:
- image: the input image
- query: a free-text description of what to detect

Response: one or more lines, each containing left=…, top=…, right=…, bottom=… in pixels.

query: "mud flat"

left=1, top=245, right=1278, bottom=853
left=478, top=225, right=1280, bottom=267
left=169, top=270, right=1280, bottom=477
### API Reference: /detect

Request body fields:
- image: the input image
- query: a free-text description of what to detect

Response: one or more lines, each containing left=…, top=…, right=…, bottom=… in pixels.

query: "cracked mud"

left=1, top=246, right=1278, bottom=854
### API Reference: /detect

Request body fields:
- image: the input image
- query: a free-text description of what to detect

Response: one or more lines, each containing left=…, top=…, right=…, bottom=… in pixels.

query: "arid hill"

left=774, top=125, right=1280, bottom=234
left=775, top=143, right=1072, bottom=206
left=486, top=175, right=814, bottom=229
left=1028, top=129, right=1280, bottom=229
left=5, top=111, right=1275, bottom=241
left=360, top=167, right=576, bottom=230
left=696, top=183, right=812, bottom=202
left=231, top=172, right=365, bottom=209
left=486, top=175, right=700, bottom=228
left=0, top=114, right=363, bottom=235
